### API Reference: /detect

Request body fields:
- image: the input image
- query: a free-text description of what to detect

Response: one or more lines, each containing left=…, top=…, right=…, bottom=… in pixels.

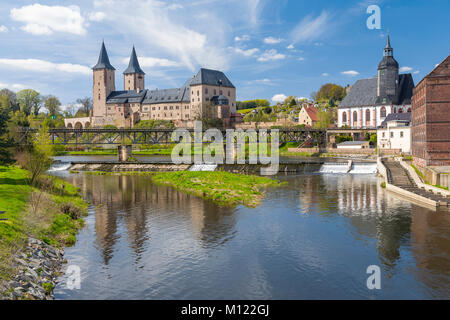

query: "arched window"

left=353, top=111, right=358, bottom=123
left=399, top=108, right=403, bottom=113
left=380, top=106, right=386, bottom=118
left=366, top=109, right=371, bottom=122
left=407, top=107, right=411, bottom=112
left=342, top=112, right=347, bottom=123
left=393, top=107, right=397, bottom=113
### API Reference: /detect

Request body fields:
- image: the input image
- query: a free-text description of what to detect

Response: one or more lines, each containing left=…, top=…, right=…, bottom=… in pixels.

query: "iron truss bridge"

left=18, top=128, right=328, bottom=146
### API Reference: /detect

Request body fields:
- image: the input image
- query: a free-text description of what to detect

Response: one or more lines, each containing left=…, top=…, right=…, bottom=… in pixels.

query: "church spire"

left=93, top=41, right=115, bottom=70
left=385, top=34, right=392, bottom=49
left=123, top=46, right=145, bottom=75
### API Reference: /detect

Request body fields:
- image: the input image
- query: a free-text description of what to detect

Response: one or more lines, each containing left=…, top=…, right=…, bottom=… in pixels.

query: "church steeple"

left=377, top=34, right=399, bottom=100
left=93, top=41, right=115, bottom=70
left=383, top=34, right=393, bottom=57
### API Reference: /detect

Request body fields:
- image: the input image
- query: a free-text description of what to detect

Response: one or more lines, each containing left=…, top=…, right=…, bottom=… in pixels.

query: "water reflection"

left=54, top=172, right=450, bottom=299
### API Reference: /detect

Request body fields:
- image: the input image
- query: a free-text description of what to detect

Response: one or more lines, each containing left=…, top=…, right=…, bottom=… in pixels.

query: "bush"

left=59, top=202, right=82, bottom=220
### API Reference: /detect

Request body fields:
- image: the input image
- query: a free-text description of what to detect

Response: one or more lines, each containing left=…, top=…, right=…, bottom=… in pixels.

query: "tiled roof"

left=123, top=46, right=145, bottom=75
left=379, top=112, right=411, bottom=127
left=303, top=105, right=318, bottom=121
left=189, top=68, right=235, bottom=88
left=93, top=42, right=115, bottom=70
left=106, top=90, right=146, bottom=104
left=339, top=74, right=414, bottom=108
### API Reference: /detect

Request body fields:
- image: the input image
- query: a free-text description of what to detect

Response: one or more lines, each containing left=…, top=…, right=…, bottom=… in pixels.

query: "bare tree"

left=76, top=97, right=92, bottom=116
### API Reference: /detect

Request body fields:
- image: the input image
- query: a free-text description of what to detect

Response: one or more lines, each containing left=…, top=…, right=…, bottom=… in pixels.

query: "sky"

left=0, top=0, right=449, bottom=108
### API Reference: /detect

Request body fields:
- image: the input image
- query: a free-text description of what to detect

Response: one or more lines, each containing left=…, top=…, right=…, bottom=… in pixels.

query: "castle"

left=65, top=42, right=241, bottom=129
left=338, top=35, right=415, bottom=128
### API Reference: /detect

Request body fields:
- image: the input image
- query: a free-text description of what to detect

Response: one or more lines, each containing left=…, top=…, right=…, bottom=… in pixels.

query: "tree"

left=0, top=107, right=14, bottom=165
left=310, top=91, right=317, bottom=102
left=17, top=89, right=42, bottom=116
left=63, top=104, right=76, bottom=118
left=0, top=89, right=19, bottom=112
left=24, top=125, right=53, bottom=185
left=76, top=97, right=93, bottom=116
left=44, top=96, right=61, bottom=116
left=315, top=83, right=346, bottom=102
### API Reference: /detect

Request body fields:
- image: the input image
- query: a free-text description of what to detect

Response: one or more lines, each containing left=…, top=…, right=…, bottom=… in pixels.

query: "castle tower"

left=93, top=41, right=116, bottom=117
left=123, top=46, right=145, bottom=92
left=377, top=35, right=399, bottom=100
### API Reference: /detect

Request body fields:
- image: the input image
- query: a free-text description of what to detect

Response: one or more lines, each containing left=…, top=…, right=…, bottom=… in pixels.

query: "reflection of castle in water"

left=66, top=174, right=236, bottom=264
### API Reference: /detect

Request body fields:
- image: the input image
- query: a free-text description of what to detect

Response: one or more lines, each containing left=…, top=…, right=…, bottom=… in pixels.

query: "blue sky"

left=0, top=0, right=449, bottom=107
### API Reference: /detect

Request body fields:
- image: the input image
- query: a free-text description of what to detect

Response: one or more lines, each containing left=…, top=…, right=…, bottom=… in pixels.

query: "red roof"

left=303, top=105, right=318, bottom=121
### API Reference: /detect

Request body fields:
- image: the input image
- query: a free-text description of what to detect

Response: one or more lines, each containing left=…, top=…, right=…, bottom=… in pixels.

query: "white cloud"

left=399, top=66, right=413, bottom=72
left=0, top=25, right=8, bottom=33
left=235, top=47, right=260, bottom=57
left=0, top=82, right=28, bottom=91
left=297, top=57, right=305, bottom=61
left=121, top=56, right=181, bottom=68
left=264, top=36, right=282, bottom=44
left=235, top=35, right=250, bottom=42
left=254, top=78, right=271, bottom=84
left=10, top=4, right=87, bottom=35
left=167, top=4, right=183, bottom=10
left=322, top=73, right=329, bottom=76
left=92, top=0, right=229, bottom=71
left=271, top=94, right=287, bottom=103
left=88, top=12, right=106, bottom=22
left=257, top=49, right=285, bottom=62
left=413, top=70, right=420, bottom=74
left=287, top=44, right=294, bottom=49
left=291, top=11, right=329, bottom=44
left=0, top=58, right=91, bottom=75
left=341, top=70, right=359, bottom=76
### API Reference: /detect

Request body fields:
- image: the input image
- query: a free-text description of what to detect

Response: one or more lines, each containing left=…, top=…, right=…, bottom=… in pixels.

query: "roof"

left=93, top=42, right=115, bottom=70
left=379, top=112, right=411, bottom=127
left=339, top=73, right=414, bottom=108
left=301, top=105, right=318, bottom=121
left=337, top=141, right=369, bottom=146
left=123, top=46, right=145, bottom=75
left=142, top=87, right=190, bottom=104
left=106, top=90, right=147, bottom=104
left=189, top=68, right=235, bottom=88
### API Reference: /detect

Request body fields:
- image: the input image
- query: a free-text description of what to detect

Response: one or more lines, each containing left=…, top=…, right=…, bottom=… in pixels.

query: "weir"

left=318, top=162, right=377, bottom=174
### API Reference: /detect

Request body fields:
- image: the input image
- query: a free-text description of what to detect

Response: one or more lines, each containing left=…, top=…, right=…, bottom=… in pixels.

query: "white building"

left=377, top=113, right=411, bottom=153
left=336, top=141, right=371, bottom=149
left=338, top=35, right=414, bottom=128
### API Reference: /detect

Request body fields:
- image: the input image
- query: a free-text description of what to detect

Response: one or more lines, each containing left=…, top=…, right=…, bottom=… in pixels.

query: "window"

left=164, top=106, right=167, bottom=110
left=380, top=106, right=386, bottom=118
left=382, top=132, right=385, bottom=138
left=197, top=90, right=199, bottom=96
left=366, top=109, right=371, bottom=122
left=205, top=88, right=208, bottom=94
left=342, top=112, right=347, bottom=123
left=382, top=98, right=386, bottom=103
left=228, top=91, right=230, bottom=97
left=390, top=132, right=394, bottom=138
left=399, top=108, right=403, bottom=113
left=353, top=111, right=358, bottom=122
left=400, top=131, right=404, bottom=138
left=214, top=89, right=217, bottom=95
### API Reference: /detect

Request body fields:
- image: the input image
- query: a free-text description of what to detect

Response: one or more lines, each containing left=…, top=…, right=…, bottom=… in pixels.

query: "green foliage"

left=44, top=96, right=61, bottom=116
left=315, top=83, right=346, bottom=102
left=134, top=120, right=175, bottom=129
left=336, top=135, right=352, bottom=144
left=0, top=107, right=14, bottom=165
left=236, top=99, right=270, bottom=110
left=369, top=134, right=377, bottom=146
left=17, top=89, right=42, bottom=116
left=381, top=181, right=386, bottom=188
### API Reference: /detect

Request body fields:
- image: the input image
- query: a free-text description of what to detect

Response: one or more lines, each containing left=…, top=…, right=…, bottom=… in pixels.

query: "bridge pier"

left=118, top=145, right=132, bottom=162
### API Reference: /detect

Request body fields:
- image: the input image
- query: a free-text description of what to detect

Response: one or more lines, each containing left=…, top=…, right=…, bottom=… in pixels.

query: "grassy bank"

left=0, top=165, right=87, bottom=280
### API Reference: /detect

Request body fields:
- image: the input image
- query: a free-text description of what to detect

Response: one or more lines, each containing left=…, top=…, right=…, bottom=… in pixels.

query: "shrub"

left=59, top=202, right=82, bottom=220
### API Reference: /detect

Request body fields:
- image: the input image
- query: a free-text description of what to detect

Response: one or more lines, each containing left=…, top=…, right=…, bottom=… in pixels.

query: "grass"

left=150, top=171, right=286, bottom=208
left=380, top=181, right=386, bottom=188
left=411, top=164, right=425, bottom=180
left=0, top=165, right=87, bottom=280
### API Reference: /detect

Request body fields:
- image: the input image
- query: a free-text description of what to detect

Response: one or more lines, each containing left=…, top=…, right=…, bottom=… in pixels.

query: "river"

left=50, top=157, right=450, bottom=299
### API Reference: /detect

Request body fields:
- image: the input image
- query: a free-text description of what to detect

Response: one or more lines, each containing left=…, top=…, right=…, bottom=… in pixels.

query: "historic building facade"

left=66, top=42, right=238, bottom=128
left=411, top=55, right=450, bottom=167
left=338, top=36, right=414, bottom=128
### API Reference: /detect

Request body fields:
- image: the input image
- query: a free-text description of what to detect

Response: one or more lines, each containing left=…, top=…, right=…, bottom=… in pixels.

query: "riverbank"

left=0, top=165, right=88, bottom=299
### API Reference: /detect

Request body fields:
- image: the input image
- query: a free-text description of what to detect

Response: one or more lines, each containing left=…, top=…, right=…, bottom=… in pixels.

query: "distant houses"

left=298, top=104, right=318, bottom=127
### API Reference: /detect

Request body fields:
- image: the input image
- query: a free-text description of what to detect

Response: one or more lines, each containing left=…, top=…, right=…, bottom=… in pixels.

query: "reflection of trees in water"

left=410, top=206, right=450, bottom=298
left=68, top=173, right=237, bottom=264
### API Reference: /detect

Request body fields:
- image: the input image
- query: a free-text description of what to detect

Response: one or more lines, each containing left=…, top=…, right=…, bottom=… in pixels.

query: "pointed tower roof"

left=123, top=46, right=145, bottom=75
left=93, top=41, right=115, bottom=70
left=385, top=34, right=392, bottom=49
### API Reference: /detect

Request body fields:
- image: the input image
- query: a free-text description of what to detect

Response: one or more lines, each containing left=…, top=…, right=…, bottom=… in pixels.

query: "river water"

left=51, top=158, right=450, bottom=299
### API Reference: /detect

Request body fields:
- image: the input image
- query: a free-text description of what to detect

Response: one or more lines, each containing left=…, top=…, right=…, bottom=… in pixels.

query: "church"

left=66, top=42, right=240, bottom=128
left=338, top=36, right=414, bottom=128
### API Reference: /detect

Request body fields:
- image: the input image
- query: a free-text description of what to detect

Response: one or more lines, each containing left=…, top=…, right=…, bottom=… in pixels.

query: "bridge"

left=18, top=127, right=328, bottom=146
